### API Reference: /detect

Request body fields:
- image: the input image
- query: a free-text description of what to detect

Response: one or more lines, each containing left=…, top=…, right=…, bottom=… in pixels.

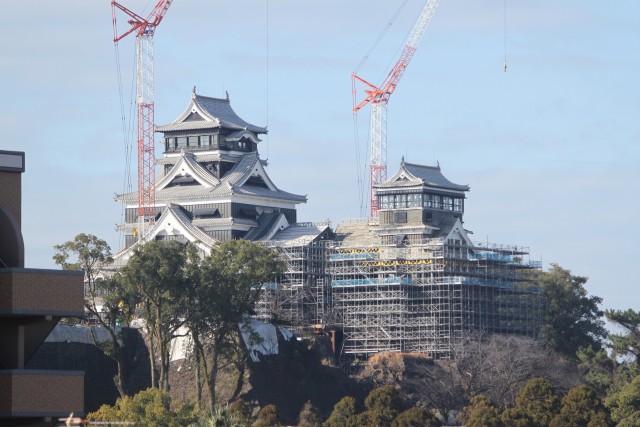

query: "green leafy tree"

left=605, top=375, right=640, bottom=427
left=364, top=386, right=405, bottom=425
left=253, top=404, right=282, bottom=427
left=577, top=346, right=616, bottom=396
left=324, top=396, right=359, bottom=427
left=500, top=407, right=534, bottom=427
left=549, top=384, right=611, bottom=427
left=200, top=405, right=246, bottom=427
left=298, top=401, right=323, bottom=427
left=119, top=240, right=195, bottom=391
left=87, top=387, right=196, bottom=426
left=534, top=264, right=607, bottom=361
left=53, top=233, right=135, bottom=397
left=391, top=407, right=441, bottom=427
left=191, top=240, right=285, bottom=409
left=228, top=399, right=254, bottom=426
left=459, top=395, right=504, bottom=427
left=606, top=309, right=640, bottom=365
left=360, top=385, right=405, bottom=426
left=514, top=378, right=559, bottom=427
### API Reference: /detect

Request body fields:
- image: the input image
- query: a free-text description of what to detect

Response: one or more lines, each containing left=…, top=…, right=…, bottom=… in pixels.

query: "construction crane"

left=352, top=0, right=439, bottom=219
left=112, top=0, right=173, bottom=239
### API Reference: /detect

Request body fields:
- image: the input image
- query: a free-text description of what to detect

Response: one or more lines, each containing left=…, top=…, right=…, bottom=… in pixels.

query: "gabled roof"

left=268, top=222, right=333, bottom=247
left=116, top=151, right=306, bottom=204
left=377, top=159, right=470, bottom=192
left=156, top=91, right=267, bottom=134
left=155, top=151, right=220, bottom=191
left=110, top=204, right=217, bottom=269
left=243, top=213, right=289, bottom=241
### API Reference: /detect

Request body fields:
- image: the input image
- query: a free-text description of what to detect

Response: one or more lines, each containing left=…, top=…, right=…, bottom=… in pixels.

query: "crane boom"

left=112, top=0, right=173, bottom=239
left=352, top=0, right=439, bottom=218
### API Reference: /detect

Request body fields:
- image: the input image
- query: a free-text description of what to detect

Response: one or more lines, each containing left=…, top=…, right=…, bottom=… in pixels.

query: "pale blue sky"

left=1, top=1, right=638, bottom=311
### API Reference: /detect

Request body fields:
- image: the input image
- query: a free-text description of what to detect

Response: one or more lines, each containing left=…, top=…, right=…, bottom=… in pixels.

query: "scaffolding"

left=327, top=236, right=543, bottom=359
left=256, top=222, right=333, bottom=331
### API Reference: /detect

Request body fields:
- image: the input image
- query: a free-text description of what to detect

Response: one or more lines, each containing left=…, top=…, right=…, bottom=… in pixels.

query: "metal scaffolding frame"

left=327, top=237, right=543, bottom=359
left=255, top=232, right=542, bottom=360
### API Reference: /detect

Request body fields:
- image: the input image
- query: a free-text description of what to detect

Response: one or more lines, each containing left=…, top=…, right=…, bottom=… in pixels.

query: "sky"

left=1, top=1, right=638, bottom=312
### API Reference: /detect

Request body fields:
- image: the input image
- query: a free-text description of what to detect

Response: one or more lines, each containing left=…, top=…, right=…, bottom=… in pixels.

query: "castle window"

left=394, top=211, right=407, bottom=223
left=380, top=195, right=391, bottom=209
left=200, top=135, right=211, bottom=146
left=407, top=193, right=421, bottom=208
left=454, top=198, right=463, bottom=212
left=394, top=194, right=407, bottom=208
left=444, top=196, right=453, bottom=211
left=188, top=136, right=199, bottom=147
left=177, top=137, right=187, bottom=149
left=432, top=194, right=442, bottom=209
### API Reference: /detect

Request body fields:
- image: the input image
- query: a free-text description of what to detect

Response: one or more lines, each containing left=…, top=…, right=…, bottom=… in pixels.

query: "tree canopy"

left=534, top=264, right=607, bottom=360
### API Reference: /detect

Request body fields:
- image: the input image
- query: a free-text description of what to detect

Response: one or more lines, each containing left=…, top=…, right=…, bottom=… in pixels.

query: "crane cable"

left=503, top=0, right=508, bottom=72
left=113, top=41, right=137, bottom=249
left=266, top=0, right=270, bottom=160
left=352, top=0, right=411, bottom=218
left=353, top=0, right=410, bottom=75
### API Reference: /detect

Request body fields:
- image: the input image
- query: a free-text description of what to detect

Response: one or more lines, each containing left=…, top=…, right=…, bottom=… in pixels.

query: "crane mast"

left=112, top=0, right=173, bottom=239
left=352, top=0, right=439, bottom=219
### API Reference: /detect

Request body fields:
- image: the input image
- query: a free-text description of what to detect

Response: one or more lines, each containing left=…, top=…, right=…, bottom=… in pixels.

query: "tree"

left=359, top=386, right=405, bottom=426
left=451, top=332, right=579, bottom=406
left=501, top=378, right=559, bottom=427
left=605, top=309, right=640, bottom=366
left=549, top=385, right=611, bottom=427
left=391, top=407, right=441, bottom=427
left=87, top=387, right=196, bottom=426
left=190, top=240, right=285, bottom=409
left=119, top=240, right=194, bottom=391
left=605, top=375, right=640, bottom=427
left=324, top=396, right=359, bottom=427
left=459, top=395, right=503, bottom=427
left=298, top=401, right=323, bottom=427
left=53, top=233, right=134, bottom=397
left=253, top=404, right=282, bottom=427
left=534, top=264, right=607, bottom=361
left=200, top=405, right=246, bottom=427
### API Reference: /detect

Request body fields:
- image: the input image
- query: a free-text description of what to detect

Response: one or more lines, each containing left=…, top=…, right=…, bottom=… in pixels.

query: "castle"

left=112, top=90, right=542, bottom=359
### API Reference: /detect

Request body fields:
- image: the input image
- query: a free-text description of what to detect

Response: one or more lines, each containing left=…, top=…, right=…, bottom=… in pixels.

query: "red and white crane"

left=112, top=0, right=173, bottom=239
left=352, top=0, right=439, bottom=219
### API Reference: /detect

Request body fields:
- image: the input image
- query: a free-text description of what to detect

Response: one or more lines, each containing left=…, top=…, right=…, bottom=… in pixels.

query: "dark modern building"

left=0, top=150, right=85, bottom=426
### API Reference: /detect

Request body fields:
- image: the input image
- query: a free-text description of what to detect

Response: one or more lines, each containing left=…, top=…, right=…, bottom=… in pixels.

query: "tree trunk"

left=208, top=340, right=221, bottom=410
left=148, top=324, right=158, bottom=388
left=156, top=305, right=169, bottom=392
left=115, top=357, right=127, bottom=397
left=193, top=334, right=203, bottom=409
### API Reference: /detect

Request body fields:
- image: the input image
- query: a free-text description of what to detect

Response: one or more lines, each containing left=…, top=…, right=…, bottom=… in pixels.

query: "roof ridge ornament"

left=225, top=90, right=230, bottom=101
left=192, top=86, right=196, bottom=98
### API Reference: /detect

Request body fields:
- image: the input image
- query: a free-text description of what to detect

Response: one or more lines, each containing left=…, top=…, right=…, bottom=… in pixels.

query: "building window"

left=394, top=211, right=407, bottom=223
left=407, top=193, right=421, bottom=208
left=200, top=135, right=211, bottom=146
left=444, top=196, right=453, bottom=211
left=176, top=137, right=187, bottom=149
left=454, top=198, right=463, bottom=212
left=187, top=136, right=199, bottom=147
left=380, top=195, right=392, bottom=209
left=394, top=194, right=407, bottom=209
left=432, top=195, right=441, bottom=209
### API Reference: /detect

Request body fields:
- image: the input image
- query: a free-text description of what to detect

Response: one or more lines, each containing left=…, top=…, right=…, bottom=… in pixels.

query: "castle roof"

left=377, top=159, right=470, bottom=192
left=156, top=91, right=267, bottom=134
left=116, top=151, right=306, bottom=204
